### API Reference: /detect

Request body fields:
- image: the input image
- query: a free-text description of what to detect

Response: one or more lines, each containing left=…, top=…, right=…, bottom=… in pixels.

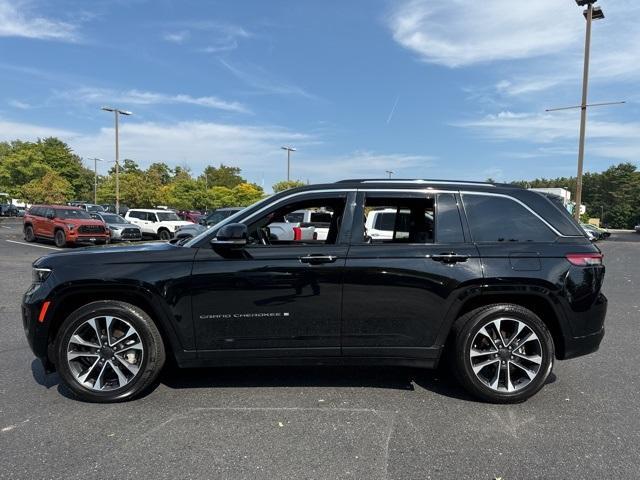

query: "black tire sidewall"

left=454, top=304, right=554, bottom=403
left=55, top=301, right=164, bottom=402
left=54, top=230, right=66, bottom=248
left=24, top=225, right=35, bottom=242
left=158, top=229, right=171, bottom=240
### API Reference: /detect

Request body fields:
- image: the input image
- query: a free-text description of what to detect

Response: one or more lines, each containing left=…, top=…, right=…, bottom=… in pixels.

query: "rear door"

left=341, top=190, right=483, bottom=360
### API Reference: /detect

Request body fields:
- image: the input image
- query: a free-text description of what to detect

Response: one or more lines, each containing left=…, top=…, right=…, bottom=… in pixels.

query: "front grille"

left=121, top=228, right=140, bottom=237
left=78, top=225, right=105, bottom=234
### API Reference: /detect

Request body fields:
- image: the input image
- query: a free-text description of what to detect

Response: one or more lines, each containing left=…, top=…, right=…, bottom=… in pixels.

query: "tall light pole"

left=88, top=157, right=103, bottom=204
left=545, top=2, right=617, bottom=220
left=101, top=106, right=132, bottom=214
left=385, top=170, right=394, bottom=179
left=281, top=146, right=296, bottom=181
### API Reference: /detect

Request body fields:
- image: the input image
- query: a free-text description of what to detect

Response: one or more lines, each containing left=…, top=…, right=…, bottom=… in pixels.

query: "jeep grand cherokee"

left=22, top=179, right=606, bottom=403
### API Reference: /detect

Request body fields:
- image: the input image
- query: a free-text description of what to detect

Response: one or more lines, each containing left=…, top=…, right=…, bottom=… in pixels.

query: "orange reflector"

left=38, top=300, right=51, bottom=323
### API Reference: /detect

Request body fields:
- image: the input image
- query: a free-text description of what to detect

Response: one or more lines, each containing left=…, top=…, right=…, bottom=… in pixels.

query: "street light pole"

left=385, top=170, right=394, bottom=179
left=281, top=146, right=296, bottom=181
left=101, top=107, right=132, bottom=214
left=574, top=2, right=595, bottom=221
left=88, top=158, right=103, bottom=204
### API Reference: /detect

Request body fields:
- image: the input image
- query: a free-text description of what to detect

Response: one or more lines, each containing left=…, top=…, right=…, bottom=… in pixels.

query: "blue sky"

left=0, top=0, right=638, bottom=190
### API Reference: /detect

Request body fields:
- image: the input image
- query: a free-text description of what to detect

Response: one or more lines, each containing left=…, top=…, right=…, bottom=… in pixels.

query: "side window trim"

left=460, top=191, right=562, bottom=240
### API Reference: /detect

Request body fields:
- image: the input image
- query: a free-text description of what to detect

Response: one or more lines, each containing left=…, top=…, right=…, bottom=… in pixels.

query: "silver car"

left=93, top=213, right=142, bottom=241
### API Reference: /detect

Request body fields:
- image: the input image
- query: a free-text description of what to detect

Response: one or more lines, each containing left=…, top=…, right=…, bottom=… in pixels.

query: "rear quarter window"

left=463, top=194, right=557, bottom=243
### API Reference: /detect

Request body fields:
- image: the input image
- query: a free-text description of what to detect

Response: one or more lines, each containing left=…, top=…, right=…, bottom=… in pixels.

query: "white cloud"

left=7, top=99, right=32, bottom=109
left=0, top=118, right=76, bottom=139
left=57, top=87, right=250, bottom=114
left=456, top=110, right=640, bottom=161
left=296, top=151, right=436, bottom=181
left=163, top=30, right=190, bottom=44
left=388, top=0, right=579, bottom=68
left=219, top=60, right=318, bottom=100
left=0, top=0, right=78, bottom=41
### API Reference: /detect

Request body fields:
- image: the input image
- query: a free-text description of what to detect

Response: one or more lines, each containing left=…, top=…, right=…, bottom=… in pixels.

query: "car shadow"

left=160, top=365, right=477, bottom=402
left=33, top=358, right=557, bottom=403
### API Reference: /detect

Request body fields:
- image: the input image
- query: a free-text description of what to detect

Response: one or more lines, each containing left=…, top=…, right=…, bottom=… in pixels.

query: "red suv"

left=23, top=205, right=110, bottom=248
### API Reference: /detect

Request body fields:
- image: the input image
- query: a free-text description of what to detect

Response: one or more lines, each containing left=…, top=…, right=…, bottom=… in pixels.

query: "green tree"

left=202, top=164, right=245, bottom=188
left=272, top=180, right=306, bottom=193
left=22, top=171, right=73, bottom=204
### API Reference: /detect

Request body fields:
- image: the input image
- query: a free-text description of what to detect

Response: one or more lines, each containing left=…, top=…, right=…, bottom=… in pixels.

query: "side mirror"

left=210, top=223, right=247, bottom=249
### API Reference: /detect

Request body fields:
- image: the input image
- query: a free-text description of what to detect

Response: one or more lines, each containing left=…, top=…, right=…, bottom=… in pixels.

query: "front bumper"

left=66, top=230, right=110, bottom=244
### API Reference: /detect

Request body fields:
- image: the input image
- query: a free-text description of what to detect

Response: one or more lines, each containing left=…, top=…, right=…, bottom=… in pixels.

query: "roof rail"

left=335, top=179, right=509, bottom=187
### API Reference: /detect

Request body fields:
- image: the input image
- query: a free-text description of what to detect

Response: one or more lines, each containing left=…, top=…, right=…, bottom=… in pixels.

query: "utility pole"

left=545, top=1, right=622, bottom=220
left=281, top=146, right=296, bottom=181
left=101, top=107, right=132, bottom=214
left=88, top=158, right=103, bottom=204
left=385, top=170, right=394, bottom=179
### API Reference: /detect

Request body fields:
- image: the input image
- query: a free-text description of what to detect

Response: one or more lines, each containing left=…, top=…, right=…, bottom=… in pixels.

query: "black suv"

left=22, top=180, right=606, bottom=403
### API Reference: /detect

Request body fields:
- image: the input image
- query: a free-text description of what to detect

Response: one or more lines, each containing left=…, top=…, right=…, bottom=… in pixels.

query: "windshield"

left=157, top=212, right=181, bottom=221
left=56, top=209, right=92, bottom=220
left=184, top=200, right=267, bottom=248
left=101, top=214, right=126, bottom=223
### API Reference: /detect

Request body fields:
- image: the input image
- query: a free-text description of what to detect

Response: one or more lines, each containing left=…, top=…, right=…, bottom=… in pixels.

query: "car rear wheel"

left=24, top=225, right=35, bottom=242
left=451, top=303, right=554, bottom=403
left=54, top=230, right=67, bottom=248
left=55, top=300, right=165, bottom=402
left=158, top=229, right=171, bottom=241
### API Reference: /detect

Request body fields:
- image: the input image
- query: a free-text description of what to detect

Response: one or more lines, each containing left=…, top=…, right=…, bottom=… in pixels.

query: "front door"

left=341, top=191, right=483, bottom=359
left=191, top=191, right=355, bottom=358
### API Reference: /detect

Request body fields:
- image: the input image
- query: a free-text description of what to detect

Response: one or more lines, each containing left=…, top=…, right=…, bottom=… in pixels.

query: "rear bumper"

left=559, top=292, right=607, bottom=360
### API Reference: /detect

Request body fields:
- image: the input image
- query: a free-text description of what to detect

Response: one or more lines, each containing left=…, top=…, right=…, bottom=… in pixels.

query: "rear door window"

left=463, top=194, right=557, bottom=243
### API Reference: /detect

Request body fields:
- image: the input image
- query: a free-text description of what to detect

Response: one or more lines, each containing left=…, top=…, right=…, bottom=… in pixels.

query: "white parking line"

left=5, top=240, right=60, bottom=251
left=0, top=225, right=13, bottom=229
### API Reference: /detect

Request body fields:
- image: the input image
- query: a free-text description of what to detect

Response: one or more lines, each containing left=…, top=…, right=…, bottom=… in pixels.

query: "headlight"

left=110, top=226, right=121, bottom=231
left=33, top=267, right=52, bottom=284
left=66, top=224, right=75, bottom=230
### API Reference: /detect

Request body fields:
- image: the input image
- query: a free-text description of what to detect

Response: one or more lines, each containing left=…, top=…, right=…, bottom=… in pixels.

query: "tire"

left=54, top=229, right=67, bottom=248
left=451, top=303, right=554, bottom=404
left=24, top=225, right=35, bottom=242
left=54, top=300, right=166, bottom=403
left=158, top=229, right=171, bottom=241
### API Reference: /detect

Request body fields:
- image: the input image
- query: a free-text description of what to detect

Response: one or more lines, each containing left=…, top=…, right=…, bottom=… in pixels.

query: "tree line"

left=0, top=137, right=307, bottom=211
left=511, top=163, right=640, bottom=229
left=1, top=137, right=638, bottom=227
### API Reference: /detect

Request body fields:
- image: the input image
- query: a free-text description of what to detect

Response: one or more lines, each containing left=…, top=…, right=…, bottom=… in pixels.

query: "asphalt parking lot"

left=1, top=217, right=639, bottom=480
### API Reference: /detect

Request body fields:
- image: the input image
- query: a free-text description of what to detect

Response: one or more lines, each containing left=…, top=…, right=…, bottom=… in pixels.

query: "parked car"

left=124, top=208, right=191, bottom=240
left=581, top=224, right=604, bottom=241
left=92, top=212, right=142, bottom=242
left=23, top=205, right=110, bottom=247
left=635, top=224, right=640, bottom=233
left=177, top=210, right=204, bottom=223
left=101, top=204, right=129, bottom=215
left=365, top=208, right=434, bottom=241
left=16, top=206, right=26, bottom=217
left=0, top=193, right=18, bottom=216
left=175, top=207, right=244, bottom=238
left=285, top=209, right=333, bottom=241
left=22, top=179, right=606, bottom=403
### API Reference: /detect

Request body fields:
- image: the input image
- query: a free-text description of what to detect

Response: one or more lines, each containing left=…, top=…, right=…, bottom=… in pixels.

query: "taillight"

left=566, top=253, right=603, bottom=266
left=293, top=226, right=302, bottom=241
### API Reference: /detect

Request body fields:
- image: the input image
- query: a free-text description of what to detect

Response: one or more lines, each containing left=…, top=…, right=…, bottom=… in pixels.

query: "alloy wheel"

left=469, top=317, right=543, bottom=393
left=66, top=315, right=144, bottom=391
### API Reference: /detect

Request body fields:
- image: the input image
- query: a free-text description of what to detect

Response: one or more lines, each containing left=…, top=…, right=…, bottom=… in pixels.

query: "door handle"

left=431, top=253, right=469, bottom=264
left=299, top=254, right=338, bottom=264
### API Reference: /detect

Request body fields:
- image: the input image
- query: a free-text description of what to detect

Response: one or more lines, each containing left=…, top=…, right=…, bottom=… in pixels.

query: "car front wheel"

left=24, top=225, right=35, bottom=242
left=55, top=300, right=166, bottom=402
left=158, top=229, right=171, bottom=241
left=452, top=303, right=554, bottom=403
left=54, top=230, right=67, bottom=248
